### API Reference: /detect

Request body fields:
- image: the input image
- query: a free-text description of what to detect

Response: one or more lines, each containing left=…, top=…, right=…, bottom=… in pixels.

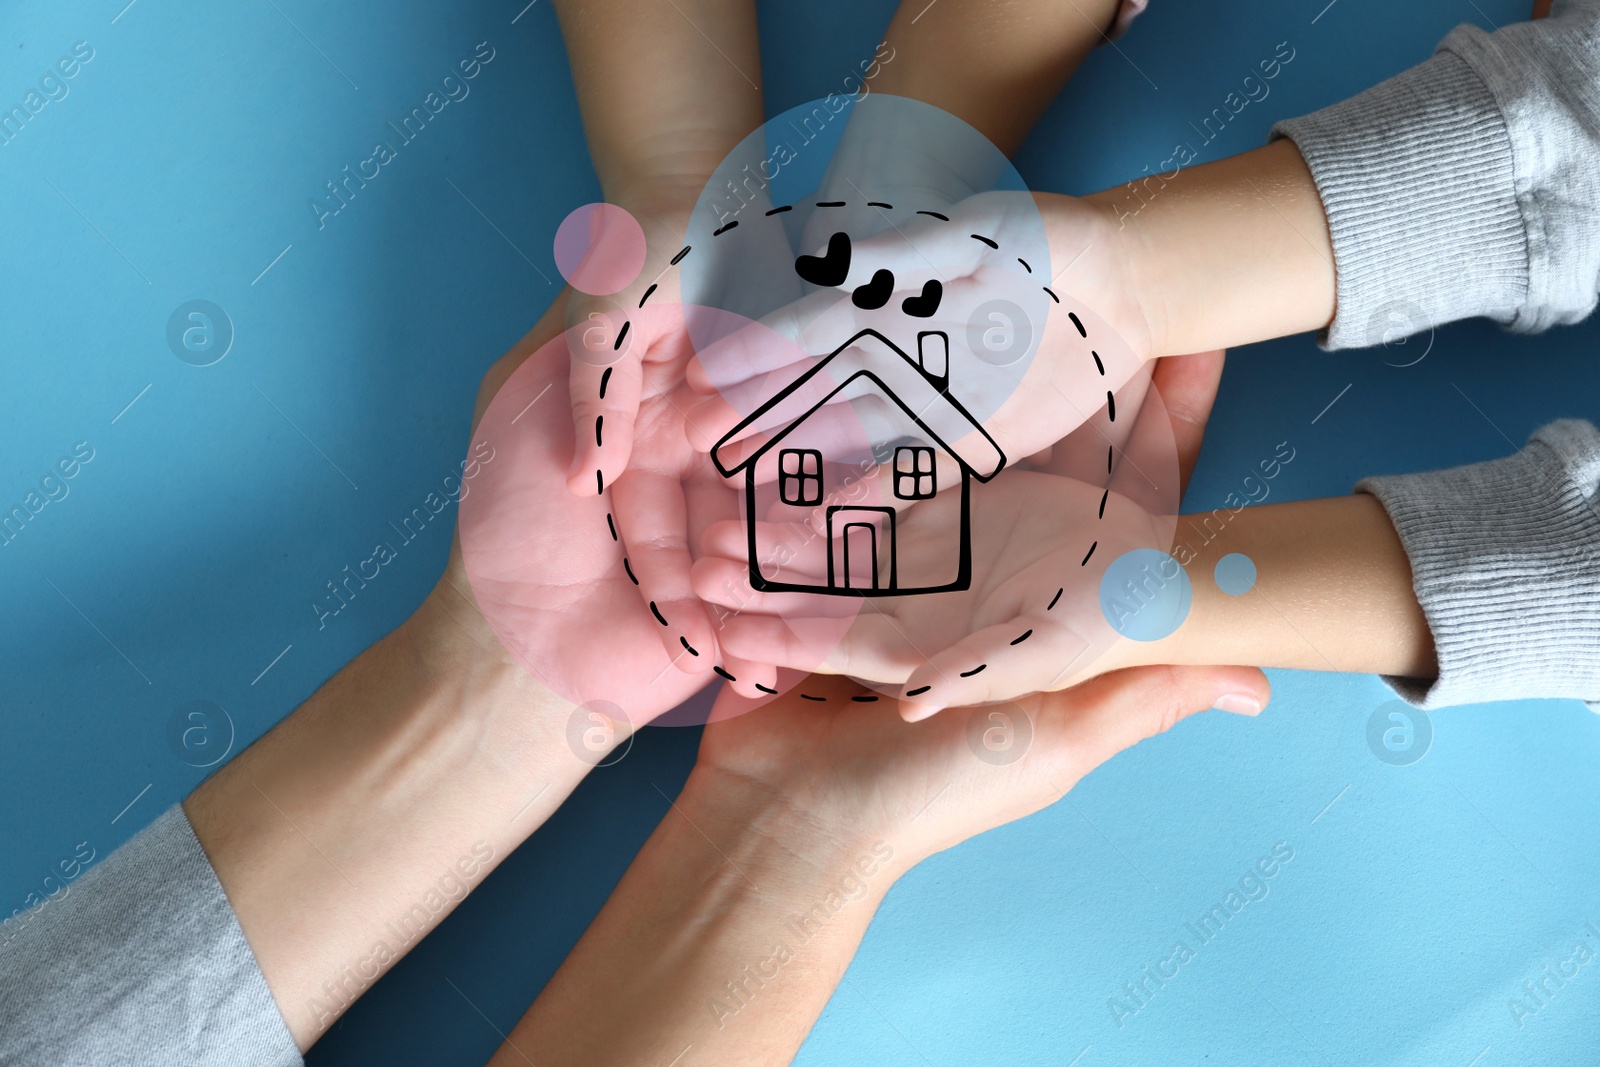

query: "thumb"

left=564, top=297, right=642, bottom=495
left=1045, top=664, right=1269, bottom=771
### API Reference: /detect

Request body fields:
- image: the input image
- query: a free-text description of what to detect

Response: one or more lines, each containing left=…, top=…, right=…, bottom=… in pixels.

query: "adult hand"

left=441, top=294, right=773, bottom=730
left=482, top=660, right=1266, bottom=1067
left=695, top=666, right=1268, bottom=882
left=692, top=464, right=1172, bottom=713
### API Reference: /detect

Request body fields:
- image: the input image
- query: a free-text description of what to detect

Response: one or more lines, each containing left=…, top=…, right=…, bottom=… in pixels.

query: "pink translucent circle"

left=553, top=203, right=647, bottom=296
left=458, top=305, right=866, bottom=727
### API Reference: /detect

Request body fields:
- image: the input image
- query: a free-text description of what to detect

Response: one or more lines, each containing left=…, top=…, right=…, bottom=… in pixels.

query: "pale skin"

left=181, top=3, right=779, bottom=1041
left=187, top=11, right=1420, bottom=1065
left=175, top=315, right=1272, bottom=1058
left=487, top=668, right=1270, bottom=1067
left=482, top=135, right=1438, bottom=1065
left=692, top=139, right=1432, bottom=714
left=564, top=0, right=1182, bottom=670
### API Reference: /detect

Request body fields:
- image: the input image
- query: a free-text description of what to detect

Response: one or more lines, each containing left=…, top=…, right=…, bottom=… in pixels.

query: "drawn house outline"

left=709, top=328, right=1006, bottom=596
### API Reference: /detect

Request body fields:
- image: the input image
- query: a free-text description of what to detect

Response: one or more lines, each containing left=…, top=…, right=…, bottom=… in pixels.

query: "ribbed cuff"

left=1358, top=420, right=1600, bottom=709
left=1272, top=51, right=1529, bottom=350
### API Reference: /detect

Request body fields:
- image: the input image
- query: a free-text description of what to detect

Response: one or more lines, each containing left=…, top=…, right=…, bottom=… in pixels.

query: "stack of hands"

left=166, top=0, right=1528, bottom=1063
left=219, top=0, right=1426, bottom=1055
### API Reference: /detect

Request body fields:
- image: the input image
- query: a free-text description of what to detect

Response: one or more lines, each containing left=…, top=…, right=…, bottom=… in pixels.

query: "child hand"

left=692, top=464, right=1180, bottom=715
left=682, top=190, right=1156, bottom=475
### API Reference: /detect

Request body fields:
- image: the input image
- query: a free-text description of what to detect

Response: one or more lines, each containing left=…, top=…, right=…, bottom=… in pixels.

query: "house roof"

left=709, top=329, right=1006, bottom=481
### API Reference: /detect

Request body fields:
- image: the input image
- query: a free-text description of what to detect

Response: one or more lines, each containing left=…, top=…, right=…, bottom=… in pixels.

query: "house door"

left=827, top=506, right=896, bottom=592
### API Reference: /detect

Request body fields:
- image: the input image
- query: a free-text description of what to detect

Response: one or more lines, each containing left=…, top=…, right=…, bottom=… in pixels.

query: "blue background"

left=4, top=0, right=1599, bottom=1063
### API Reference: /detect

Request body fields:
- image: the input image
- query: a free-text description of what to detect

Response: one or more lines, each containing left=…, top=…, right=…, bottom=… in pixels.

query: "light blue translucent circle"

left=1099, top=549, right=1192, bottom=642
left=1214, top=553, right=1258, bottom=596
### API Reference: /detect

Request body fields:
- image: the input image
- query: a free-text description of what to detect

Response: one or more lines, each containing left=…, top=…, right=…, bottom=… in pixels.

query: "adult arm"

left=0, top=294, right=722, bottom=1060
left=870, top=0, right=1130, bottom=156
left=553, top=0, right=765, bottom=491
left=0, top=581, right=574, bottom=1065
left=486, top=664, right=1268, bottom=1067
left=552, top=0, right=762, bottom=210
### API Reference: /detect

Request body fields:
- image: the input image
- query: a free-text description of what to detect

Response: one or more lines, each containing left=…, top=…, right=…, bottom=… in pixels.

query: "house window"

left=917, top=331, right=949, bottom=381
left=894, top=446, right=936, bottom=500
left=779, top=448, right=823, bottom=506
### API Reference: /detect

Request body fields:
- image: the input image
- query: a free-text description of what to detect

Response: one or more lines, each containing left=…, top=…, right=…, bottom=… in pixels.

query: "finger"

left=899, top=616, right=1093, bottom=720
left=833, top=202, right=1015, bottom=290
left=611, top=469, right=718, bottom=671
left=718, top=613, right=922, bottom=681
left=692, top=355, right=904, bottom=456
left=690, top=557, right=865, bottom=618
left=687, top=261, right=1000, bottom=397
left=565, top=319, right=644, bottom=496
left=684, top=289, right=846, bottom=394
left=1042, top=664, right=1270, bottom=777
left=1145, top=350, right=1226, bottom=495
left=701, top=519, right=833, bottom=580
left=715, top=652, right=778, bottom=700
left=705, top=669, right=866, bottom=722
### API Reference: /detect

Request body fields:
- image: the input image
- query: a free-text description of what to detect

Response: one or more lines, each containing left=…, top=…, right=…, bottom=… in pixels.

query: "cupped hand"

left=429, top=296, right=770, bottom=734
left=682, top=190, right=1157, bottom=475
left=688, top=349, right=1225, bottom=716
left=692, top=666, right=1268, bottom=871
left=692, top=464, right=1175, bottom=714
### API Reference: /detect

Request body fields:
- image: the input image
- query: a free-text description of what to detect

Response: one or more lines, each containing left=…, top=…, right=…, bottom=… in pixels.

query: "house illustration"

left=709, top=327, right=1006, bottom=597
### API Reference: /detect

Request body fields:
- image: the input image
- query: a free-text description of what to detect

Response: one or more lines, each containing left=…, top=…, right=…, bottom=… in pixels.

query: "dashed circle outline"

left=593, top=200, right=1114, bottom=703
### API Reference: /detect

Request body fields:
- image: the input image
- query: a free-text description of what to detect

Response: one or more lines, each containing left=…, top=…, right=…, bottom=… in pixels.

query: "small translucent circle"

left=1099, top=549, right=1192, bottom=642
left=1214, top=553, right=1257, bottom=596
left=554, top=203, right=647, bottom=296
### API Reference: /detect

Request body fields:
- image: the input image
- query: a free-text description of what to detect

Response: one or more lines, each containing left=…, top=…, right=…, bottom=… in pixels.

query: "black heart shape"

left=851, top=269, right=894, bottom=310
left=793, top=231, right=852, bottom=287
left=901, top=279, right=943, bottom=318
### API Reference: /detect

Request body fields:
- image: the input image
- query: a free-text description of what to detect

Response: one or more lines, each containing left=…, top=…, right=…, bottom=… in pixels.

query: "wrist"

left=1035, top=190, right=1163, bottom=365
left=1085, top=140, right=1335, bottom=356
left=603, top=138, right=750, bottom=221
left=186, top=570, right=596, bottom=1046
left=1114, top=495, right=1432, bottom=678
left=678, top=762, right=912, bottom=896
left=409, top=564, right=626, bottom=781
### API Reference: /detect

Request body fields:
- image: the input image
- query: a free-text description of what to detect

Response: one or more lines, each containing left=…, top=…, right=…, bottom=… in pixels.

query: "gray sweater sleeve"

left=0, top=805, right=301, bottom=1067
left=1272, top=0, right=1600, bottom=348
left=1358, top=419, right=1600, bottom=709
